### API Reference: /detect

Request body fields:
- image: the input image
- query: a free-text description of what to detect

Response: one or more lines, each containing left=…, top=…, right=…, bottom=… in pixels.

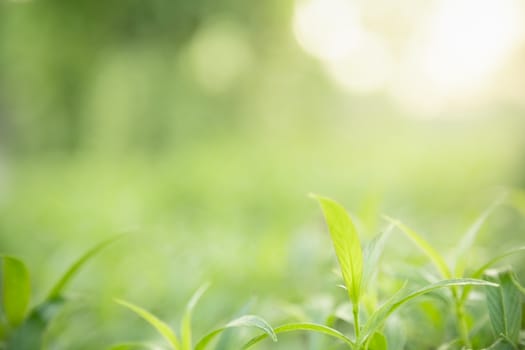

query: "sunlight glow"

left=326, top=33, right=393, bottom=94
left=417, top=0, right=524, bottom=93
left=293, top=0, right=392, bottom=94
left=293, top=0, right=363, bottom=62
left=293, top=0, right=525, bottom=114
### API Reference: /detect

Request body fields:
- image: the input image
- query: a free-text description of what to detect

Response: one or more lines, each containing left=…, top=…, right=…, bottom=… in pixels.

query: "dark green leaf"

left=485, top=270, right=522, bottom=345
left=6, top=297, right=65, bottom=350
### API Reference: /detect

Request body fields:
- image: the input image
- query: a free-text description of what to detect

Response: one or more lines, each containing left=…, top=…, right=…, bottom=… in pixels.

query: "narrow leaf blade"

left=453, top=194, right=505, bottom=277
left=360, top=278, right=498, bottom=343
left=311, top=194, right=363, bottom=305
left=181, top=283, right=210, bottom=350
left=460, top=246, right=525, bottom=303
left=362, top=224, right=394, bottom=289
left=1, top=256, right=31, bottom=326
left=471, top=247, right=525, bottom=279
left=195, top=315, right=276, bottom=350
left=384, top=216, right=451, bottom=278
left=241, top=322, right=355, bottom=349
left=47, top=235, right=123, bottom=300
left=115, top=298, right=181, bottom=350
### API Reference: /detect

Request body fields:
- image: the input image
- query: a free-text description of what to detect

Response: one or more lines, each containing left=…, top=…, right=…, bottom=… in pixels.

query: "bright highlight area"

left=293, top=0, right=363, bottom=62
left=293, top=0, right=393, bottom=94
left=1, top=0, right=525, bottom=349
left=417, top=0, right=524, bottom=93
left=293, top=0, right=525, bottom=115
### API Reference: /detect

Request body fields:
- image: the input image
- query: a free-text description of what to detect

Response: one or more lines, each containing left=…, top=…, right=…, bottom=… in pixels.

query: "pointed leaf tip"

left=313, top=196, right=363, bottom=306
left=115, top=298, right=181, bottom=350
left=47, top=234, right=124, bottom=300
left=182, top=283, right=211, bottom=350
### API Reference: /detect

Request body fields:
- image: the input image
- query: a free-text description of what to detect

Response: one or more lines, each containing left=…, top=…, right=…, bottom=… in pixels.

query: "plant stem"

left=455, top=297, right=471, bottom=348
left=353, top=303, right=360, bottom=341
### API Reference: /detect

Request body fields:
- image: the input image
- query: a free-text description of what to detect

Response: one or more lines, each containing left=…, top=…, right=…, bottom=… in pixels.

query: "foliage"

left=112, top=285, right=276, bottom=350
left=0, top=236, right=120, bottom=349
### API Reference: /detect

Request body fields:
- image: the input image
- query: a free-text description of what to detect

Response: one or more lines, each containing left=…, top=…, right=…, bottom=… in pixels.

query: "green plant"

left=242, top=195, right=497, bottom=349
left=111, top=283, right=277, bottom=350
left=0, top=236, right=121, bottom=350
left=484, top=269, right=525, bottom=349
left=385, top=193, right=525, bottom=348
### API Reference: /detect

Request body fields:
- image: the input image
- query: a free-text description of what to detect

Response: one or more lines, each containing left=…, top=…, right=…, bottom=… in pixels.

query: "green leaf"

left=485, top=337, right=517, bottom=350
left=484, top=270, right=522, bottom=345
left=367, top=332, right=387, bottom=350
left=115, top=298, right=181, bottom=350
left=311, top=194, right=363, bottom=306
left=241, top=322, right=355, bottom=349
left=195, top=315, right=276, bottom=350
left=6, top=297, right=66, bottom=350
left=47, top=235, right=123, bottom=300
left=471, top=247, right=525, bottom=280
left=181, top=283, right=210, bottom=350
left=384, top=216, right=451, bottom=279
left=1, top=256, right=31, bottom=327
left=360, top=278, right=498, bottom=343
left=510, top=274, right=525, bottom=295
left=461, top=246, right=525, bottom=302
left=453, top=194, right=505, bottom=277
left=214, top=298, right=256, bottom=350
left=362, top=224, right=394, bottom=290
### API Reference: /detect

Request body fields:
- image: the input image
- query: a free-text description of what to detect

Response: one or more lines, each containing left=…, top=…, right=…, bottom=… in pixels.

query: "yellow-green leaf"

left=1, top=256, right=31, bottom=327
left=181, top=283, right=210, bottom=350
left=195, top=315, right=276, bottom=350
left=242, top=322, right=355, bottom=349
left=384, top=216, right=451, bottom=279
left=115, top=298, right=181, bottom=350
left=311, top=194, right=363, bottom=306
left=47, top=235, right=123, bottom=300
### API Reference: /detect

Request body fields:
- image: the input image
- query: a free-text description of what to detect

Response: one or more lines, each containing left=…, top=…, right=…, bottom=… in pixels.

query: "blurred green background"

left=1, top=0, right=525, bottom=348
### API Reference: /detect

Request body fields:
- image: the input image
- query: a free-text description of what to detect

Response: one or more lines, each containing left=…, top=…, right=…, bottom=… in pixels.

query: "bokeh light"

left=293, top=0, right=363, bottom=62
left=187, top=17, right=253, bottom=94
left=293, top=0, right=525, bottom=116
left=0, top=0, right=525, bottom=348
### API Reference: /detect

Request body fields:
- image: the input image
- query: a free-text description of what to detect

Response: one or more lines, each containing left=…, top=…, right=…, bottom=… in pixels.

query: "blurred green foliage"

left=0, top=0, right=524, bottom=348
